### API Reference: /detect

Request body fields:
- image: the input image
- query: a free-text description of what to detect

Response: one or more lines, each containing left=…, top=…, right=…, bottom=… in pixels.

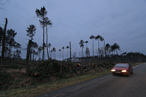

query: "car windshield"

left=115, top=64, right=129, bottom=68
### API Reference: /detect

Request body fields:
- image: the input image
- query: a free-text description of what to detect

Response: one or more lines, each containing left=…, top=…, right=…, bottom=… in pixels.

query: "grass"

left=0, top=70, right=111, bottom=97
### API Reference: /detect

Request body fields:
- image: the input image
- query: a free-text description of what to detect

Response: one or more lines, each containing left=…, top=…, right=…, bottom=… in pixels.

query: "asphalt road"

left=37, top=63, right=146, bottom=97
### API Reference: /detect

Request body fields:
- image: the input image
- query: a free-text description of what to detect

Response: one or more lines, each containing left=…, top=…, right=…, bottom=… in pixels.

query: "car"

left=111, top=63, right=133, bottom=76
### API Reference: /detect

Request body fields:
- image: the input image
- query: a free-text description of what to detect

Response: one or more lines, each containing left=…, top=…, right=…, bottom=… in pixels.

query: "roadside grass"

left=0, top=70, right=111, bottom=97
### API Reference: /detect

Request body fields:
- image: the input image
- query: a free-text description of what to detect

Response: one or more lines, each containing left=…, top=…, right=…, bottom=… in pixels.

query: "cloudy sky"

left=0, top=0, right=146, bottom=60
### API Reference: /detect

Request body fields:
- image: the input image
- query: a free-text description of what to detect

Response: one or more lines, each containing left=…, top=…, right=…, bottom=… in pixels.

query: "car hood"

left=112, top=67, right=128, bottom=70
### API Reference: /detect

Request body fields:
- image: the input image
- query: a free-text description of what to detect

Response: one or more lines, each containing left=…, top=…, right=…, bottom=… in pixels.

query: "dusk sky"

left=0, top=0, right=146, bottom=60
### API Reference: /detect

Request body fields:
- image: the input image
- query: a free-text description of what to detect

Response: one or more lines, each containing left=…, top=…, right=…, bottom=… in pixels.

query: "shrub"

left=0, top=70, right=13, bottom=90
left=30, top=60, right=61, bottom=78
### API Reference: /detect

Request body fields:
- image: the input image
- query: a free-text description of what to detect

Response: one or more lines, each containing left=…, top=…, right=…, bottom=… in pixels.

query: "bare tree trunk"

left=70, top=42, right=71, bottom=61
left=1, top=18, right=8, bottom=65
left=92, top=39, right=94, bottom=57
left=26, top=40, right=32, bottom=75
left=116, top=49, right=118, bottom=55
left=8, top=45, right=11, bottom=59
left=50, top=52, right=52, bottom=59
left=54, top=52, right=55, bottom=59
left=49, top=47, right=51, bottom=59
left=82, top=47, right=84, bottom=57
left=67, top=49, right=68, bottom=60
left=98, top=39, right=99, bottom=57
left=46, top=26, right=49, bottom=60
left=62, top=50, right=64, bottom=60
left=29, top=48, right=31, bottom=61
left=42, top=19, right=45, bottom=61
left=32, top=52, right=34, bottom=61
left=38, top=52, right=40, bottom=60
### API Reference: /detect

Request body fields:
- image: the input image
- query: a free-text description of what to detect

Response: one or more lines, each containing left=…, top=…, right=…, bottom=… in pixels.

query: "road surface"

left=37, top=63, right=146, bottom=97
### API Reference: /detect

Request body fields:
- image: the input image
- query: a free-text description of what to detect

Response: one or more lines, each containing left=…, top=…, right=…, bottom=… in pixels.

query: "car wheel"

left=127, top=72, right=130, bottom=76
left=131, top=70, right=133, bottom=74
left=112, top=73, right=116, bottom=76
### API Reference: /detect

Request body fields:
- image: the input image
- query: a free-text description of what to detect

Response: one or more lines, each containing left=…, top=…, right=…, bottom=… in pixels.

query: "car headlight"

left=121, top=70, right=127, bottom=72
left=111, top=69, right=116, bottom=72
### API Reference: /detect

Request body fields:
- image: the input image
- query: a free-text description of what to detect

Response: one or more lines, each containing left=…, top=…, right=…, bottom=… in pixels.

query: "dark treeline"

left=78, top=35, right=120, bottom=58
